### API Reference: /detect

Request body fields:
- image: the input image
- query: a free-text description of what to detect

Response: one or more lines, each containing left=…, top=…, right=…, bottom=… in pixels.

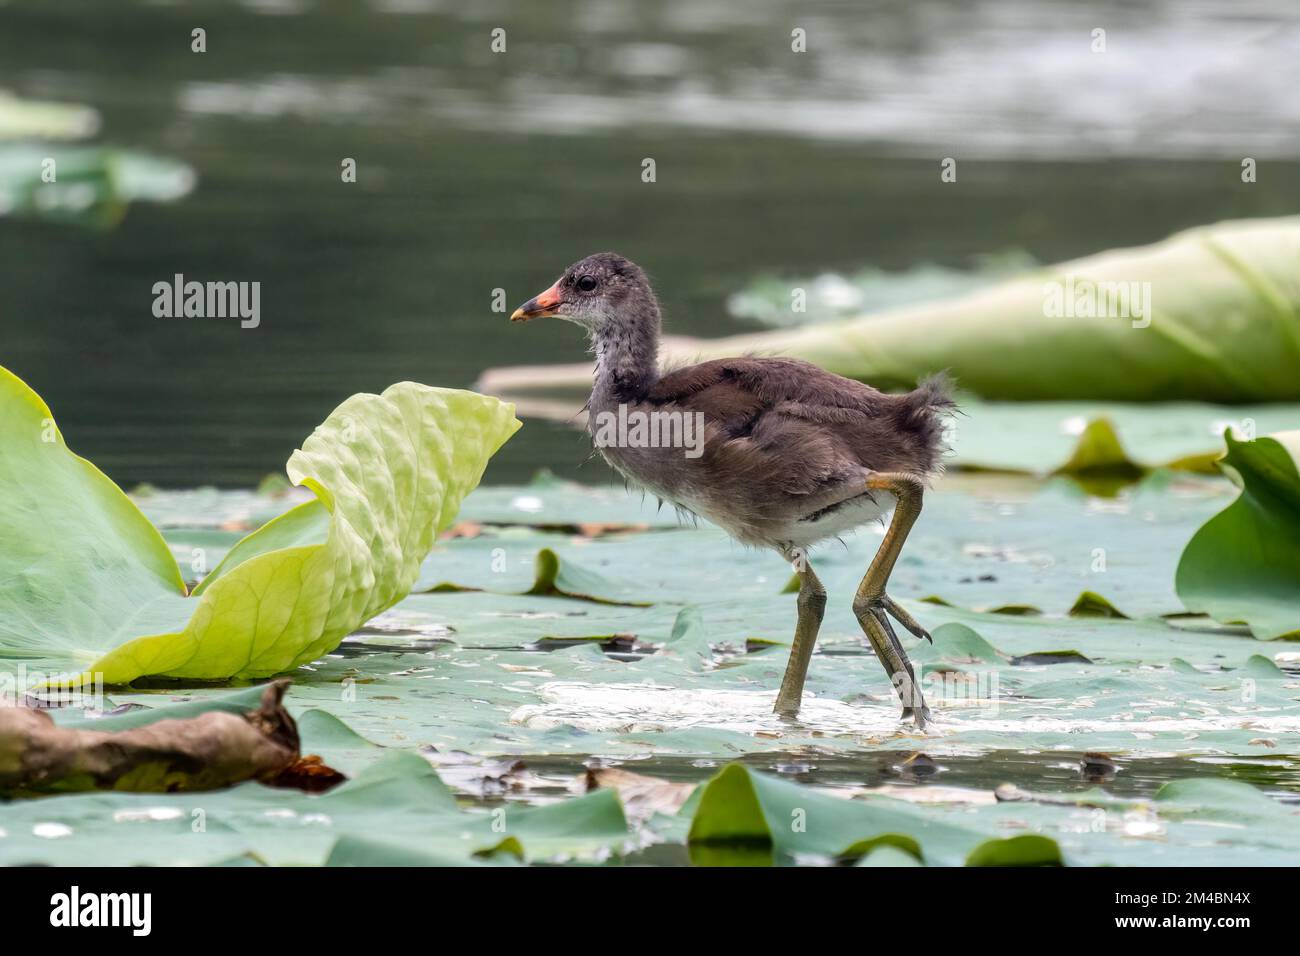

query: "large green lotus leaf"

left=0, top=366, right=520, bottom=682
left=1176, top=431, right=1300, bottom=639
left=0, top=144, right=195, bottom=229
left=190, top=499, right=330, bottom=597
left=94, top=383, right=520, bottom=681
left=0, top=365, right=192, bottom=671
left=479, top=217, right=1300, bottom=402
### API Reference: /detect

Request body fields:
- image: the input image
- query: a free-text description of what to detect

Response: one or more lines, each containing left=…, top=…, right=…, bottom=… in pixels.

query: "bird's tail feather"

left=893, top=371, right=957, bottom=474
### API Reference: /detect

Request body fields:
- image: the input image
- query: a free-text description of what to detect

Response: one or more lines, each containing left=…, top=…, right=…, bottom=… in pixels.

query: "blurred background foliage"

left=1, top=0, right=1298, bottom=485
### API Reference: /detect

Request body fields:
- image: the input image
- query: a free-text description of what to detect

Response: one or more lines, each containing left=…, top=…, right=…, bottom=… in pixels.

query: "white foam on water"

left=510, top=682, right=1300, bottom=741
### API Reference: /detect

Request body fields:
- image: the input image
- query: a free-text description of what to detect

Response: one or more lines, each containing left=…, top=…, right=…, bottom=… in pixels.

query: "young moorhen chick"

left=511, top=253, right=954, bottom=728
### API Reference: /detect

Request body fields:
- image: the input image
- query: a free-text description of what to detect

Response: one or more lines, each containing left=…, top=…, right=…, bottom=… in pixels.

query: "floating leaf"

left=1052, top=418, right=1144, bottom=478
left=687, top=763, right=986, bottom=866
left=855, top=844, right=925, bottom=867
left=1010, top=650, right=1094, bottom=665
left=1176, top=431, right=1300, bottom=639
left=947, top=401, right=1300, bottom=476
left=966, top=834, right=1064, bottom=867
left=0, top=144, right=194, bottom=228
left=418, top=540, right=652, bottom=606
left=913, top=622, right=1001, bottom=664
left=0, top=91, right=100, bottom=141
left=839, top=833, right=924, bottom=863
left=1069, top=591, right=1130, bottom=619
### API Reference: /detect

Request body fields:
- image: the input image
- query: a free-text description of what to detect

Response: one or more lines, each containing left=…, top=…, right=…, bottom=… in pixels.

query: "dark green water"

left=3, top=0, right=1298, bottom=485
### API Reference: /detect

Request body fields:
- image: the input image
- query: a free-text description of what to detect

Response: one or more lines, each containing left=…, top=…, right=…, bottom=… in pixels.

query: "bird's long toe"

left=880, top=595, right=932, bottom=643
left=901, top=703, right=934, bottom=731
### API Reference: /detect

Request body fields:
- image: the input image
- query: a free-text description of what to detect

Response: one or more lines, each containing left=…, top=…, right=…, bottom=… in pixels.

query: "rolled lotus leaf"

left=479, top=217, right=1300, bottom=403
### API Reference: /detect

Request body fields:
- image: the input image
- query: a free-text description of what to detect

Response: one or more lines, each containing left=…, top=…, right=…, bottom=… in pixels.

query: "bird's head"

left=510, top=252, right=656, bottom=333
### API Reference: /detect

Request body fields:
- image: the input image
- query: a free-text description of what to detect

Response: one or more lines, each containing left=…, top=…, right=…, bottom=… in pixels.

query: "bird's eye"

left=576, top=275, right=599, bottom=293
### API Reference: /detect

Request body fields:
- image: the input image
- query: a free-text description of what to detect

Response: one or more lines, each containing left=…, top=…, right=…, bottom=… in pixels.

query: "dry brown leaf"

left=269, top=754, right=347, bottom=792
left=586, top=766, right=695, bottom=820
left=574, top=522, right=650, bottom=538
left=0, top=680, right=301, bottom=794
left=439, top=521, right=484, bottom=540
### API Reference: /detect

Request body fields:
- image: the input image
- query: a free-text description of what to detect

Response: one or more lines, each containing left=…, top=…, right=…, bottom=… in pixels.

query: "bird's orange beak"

left=510, top=282, right=562, bottom=322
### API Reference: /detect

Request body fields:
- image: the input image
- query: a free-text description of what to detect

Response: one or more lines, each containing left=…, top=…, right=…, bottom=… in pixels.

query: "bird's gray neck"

left=589, top=306, right=660, bottom=406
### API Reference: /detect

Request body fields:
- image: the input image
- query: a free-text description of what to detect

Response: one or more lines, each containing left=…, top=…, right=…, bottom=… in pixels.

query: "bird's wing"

left=644, top=357, right=947, bottom=495
left=646, top=357, right=887, bottom=418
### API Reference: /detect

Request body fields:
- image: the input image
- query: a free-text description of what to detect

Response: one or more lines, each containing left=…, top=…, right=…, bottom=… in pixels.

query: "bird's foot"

left=876, top=595, right=932, bottom=643
left=901, top=703, right=933, bottom=731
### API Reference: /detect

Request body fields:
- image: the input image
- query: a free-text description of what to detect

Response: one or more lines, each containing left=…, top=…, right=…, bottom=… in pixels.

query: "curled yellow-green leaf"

left=0, top=366, right=519, bottom=682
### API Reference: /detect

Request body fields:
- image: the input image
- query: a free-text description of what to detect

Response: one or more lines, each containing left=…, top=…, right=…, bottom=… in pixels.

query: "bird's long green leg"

left=773, top=550, right=826, bottom=718
left=852, top=473, right=932, bottom=728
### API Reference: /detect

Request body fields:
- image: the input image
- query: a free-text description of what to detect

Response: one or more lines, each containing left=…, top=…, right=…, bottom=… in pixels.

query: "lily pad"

left=965, top=834, right=1063, bottom=866
left=687, top=763, right=1032, bottom=866
left=1176, top=431, right=1300, bottom=639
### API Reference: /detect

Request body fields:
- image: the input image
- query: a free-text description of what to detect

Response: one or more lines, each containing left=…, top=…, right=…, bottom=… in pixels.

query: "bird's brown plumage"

left=602, top=357, right=953, bottom=547
left=648, top=357, right=950, bottom=482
